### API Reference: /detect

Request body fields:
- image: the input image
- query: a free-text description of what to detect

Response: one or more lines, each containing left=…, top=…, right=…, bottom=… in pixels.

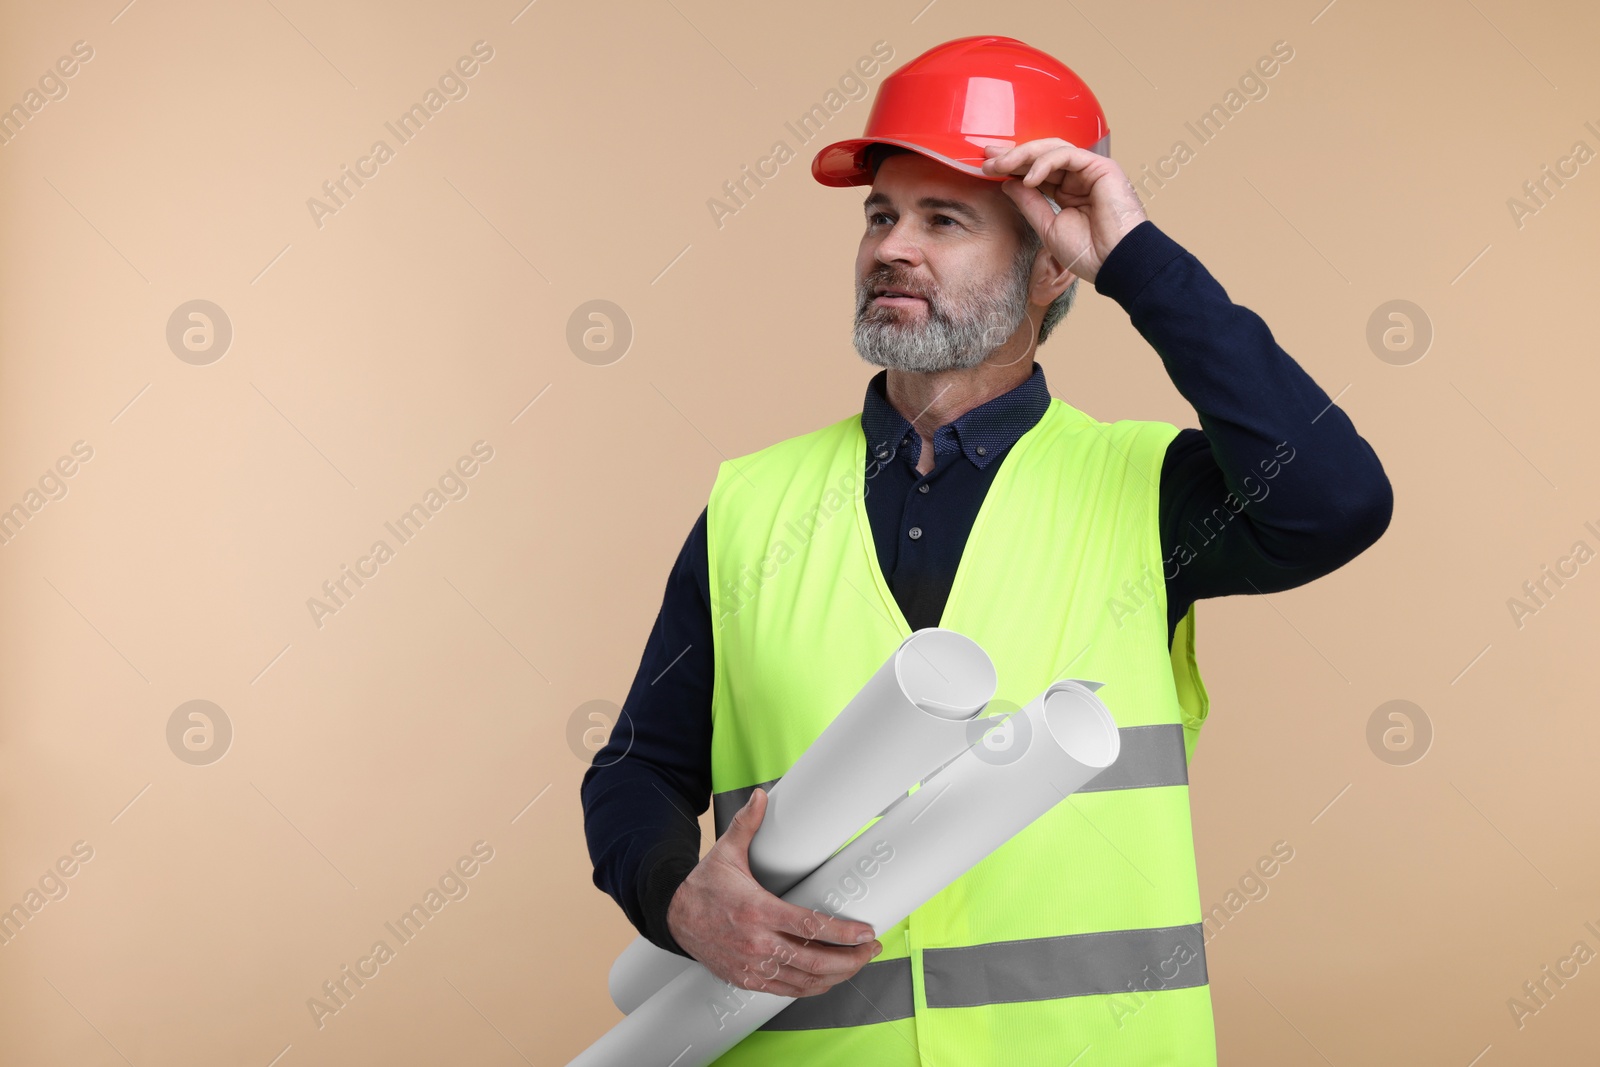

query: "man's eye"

left=867, top=213, right=958, bottom=227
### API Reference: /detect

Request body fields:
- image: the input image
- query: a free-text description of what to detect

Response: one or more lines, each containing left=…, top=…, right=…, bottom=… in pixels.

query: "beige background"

left=0, top=0, right=1595, bottom=1063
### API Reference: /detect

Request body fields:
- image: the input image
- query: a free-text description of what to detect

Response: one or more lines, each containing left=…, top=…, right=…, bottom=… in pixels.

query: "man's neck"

left=884, top=356, right=1034, bottom=475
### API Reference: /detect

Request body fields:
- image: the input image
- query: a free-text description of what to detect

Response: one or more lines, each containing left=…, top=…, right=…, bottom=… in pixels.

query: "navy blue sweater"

left=580, top=219, right=1393, bottom=957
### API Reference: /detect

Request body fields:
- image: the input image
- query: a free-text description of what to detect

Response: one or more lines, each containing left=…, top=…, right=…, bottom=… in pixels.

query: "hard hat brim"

left=812, top=137, right=994, bottom=188
left=811, top=133, right=1111, bottom=188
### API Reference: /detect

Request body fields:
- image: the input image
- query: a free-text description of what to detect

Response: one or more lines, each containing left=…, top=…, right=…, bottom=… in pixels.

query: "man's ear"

left=1032, top=249, right=1076, bottom=306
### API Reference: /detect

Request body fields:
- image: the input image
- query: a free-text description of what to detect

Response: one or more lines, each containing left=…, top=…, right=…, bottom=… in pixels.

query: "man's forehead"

left=863, top=152, right=1000, bottom=214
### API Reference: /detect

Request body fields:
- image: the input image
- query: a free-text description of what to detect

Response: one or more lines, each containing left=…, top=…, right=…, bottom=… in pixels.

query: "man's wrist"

left=1093, top=219, right=1186, bottom=309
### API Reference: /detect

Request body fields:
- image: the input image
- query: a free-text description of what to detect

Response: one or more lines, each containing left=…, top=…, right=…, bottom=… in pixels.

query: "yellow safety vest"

left=704, top=395, right=1214, bottom=1066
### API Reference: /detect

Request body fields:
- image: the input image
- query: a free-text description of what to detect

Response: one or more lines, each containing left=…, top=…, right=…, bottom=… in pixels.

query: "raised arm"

left=1092, top=220, right=1393, bottom=633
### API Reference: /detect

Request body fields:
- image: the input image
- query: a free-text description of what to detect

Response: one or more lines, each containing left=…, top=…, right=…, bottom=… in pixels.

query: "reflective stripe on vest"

left=705, top=398, right=1217, bottom=1065
left=921, top=922, right=1208, bottom=1008
left=712, top=723, right=1189, bottom=837
left=761, top=956, right=915, bottom=1031
left=758, top=922, right=1208, bottom=1031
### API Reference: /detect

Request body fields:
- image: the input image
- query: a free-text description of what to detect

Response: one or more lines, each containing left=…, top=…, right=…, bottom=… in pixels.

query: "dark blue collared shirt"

left=858, top=362, right=1054, bottom=632
left=581, top=220, right=1394, bottom=958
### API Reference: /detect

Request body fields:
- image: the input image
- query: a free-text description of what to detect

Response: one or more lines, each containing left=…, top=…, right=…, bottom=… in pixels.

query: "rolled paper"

left=608, top=936, right=699, bottom=1020
left=607, top=627, right=996, bottom=1014
left=569, top=679, right=1120, bottom=1067
left=747, top=626, right=998, bottom=894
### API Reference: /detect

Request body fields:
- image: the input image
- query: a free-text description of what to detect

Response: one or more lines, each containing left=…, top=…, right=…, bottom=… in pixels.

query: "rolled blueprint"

left=608, top=627, right=997, bottom=1015
left=569, top=679, right=1121, bottom=1067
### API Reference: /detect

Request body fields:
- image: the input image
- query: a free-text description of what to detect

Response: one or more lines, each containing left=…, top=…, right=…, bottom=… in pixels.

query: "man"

left=582, top=36, right=1391, bottom=1065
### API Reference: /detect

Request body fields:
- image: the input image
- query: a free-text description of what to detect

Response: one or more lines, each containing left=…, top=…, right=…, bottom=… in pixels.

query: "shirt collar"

left=860, top=361, right=1051, bottom=471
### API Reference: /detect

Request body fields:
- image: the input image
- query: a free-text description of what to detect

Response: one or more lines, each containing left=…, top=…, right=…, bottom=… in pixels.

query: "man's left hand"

left=982, top=138, right=1148, bottom=286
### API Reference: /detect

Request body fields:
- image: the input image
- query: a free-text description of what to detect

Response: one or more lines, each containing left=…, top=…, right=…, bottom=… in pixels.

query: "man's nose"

left=873, top=220, right=924, bottom=266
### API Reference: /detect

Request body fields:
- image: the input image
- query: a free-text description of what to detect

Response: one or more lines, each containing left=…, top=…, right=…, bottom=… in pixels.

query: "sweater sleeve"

left=579, top=506, right=716, bottom=958
left=1091, top=220, right=1394, bottom=639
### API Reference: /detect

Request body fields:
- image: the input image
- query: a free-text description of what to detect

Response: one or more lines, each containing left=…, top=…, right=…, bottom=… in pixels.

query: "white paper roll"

left=569, top=679, right=1120, bottom=1067
left=748, top=626, right=997, bottom=894
left=607, top=627, right=996, bottom=1014
left=607, top=936, right=700, bottom=1021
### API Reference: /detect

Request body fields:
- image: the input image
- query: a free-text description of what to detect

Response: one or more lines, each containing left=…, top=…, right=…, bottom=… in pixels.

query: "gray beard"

left=852, top=247, right=1034, bottom=373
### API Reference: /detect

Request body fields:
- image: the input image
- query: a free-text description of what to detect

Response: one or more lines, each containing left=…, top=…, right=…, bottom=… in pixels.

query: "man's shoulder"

left=1042, top=396, right=1182, bottom=449
left=717, top=411, right=861, bottom=481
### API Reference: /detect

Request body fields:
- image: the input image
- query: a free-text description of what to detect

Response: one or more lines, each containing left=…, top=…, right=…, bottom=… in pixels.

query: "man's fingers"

left=777, top=935, right=882, bottom=981
left=1023, top=149, right=1074, bottom=187
left=1029, top=155, right=1104, bottom=202
left=733, top=969, right=814, bottom=999
left=1001, top=178, right=1060, bottom=239
left=736, top=939, right=882, bottom=998
left=983, top=141, right=1043, bottom=177
left=984, top=138, right=1084, bottom=178
left=772, top=899, right=876, bottom=948
left=717, top=786, right=767, bottom=859
left=732, top=965, right=807, bottom=998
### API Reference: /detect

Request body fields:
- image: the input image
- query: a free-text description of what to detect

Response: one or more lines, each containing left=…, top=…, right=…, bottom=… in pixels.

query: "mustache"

left=860, top=277, right=938, bottom=316
left=863, top=270, right=934, bottom=298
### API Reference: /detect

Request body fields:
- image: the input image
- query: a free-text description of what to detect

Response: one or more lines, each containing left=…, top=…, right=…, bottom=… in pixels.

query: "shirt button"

left=908, top=527, right=923, bottom=540
left=975, top=446, right=987, bottom=456
left=918, top=483, right=930, bottom=494
left=876, top=447, right=889, bottom=460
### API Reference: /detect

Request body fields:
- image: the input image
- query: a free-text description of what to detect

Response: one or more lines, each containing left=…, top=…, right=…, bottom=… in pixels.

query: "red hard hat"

left=812, top=35, right=1109, bottom=188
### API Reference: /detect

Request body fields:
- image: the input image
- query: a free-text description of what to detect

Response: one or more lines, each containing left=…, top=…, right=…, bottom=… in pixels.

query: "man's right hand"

left=666, top=787, right=883, bottom=997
